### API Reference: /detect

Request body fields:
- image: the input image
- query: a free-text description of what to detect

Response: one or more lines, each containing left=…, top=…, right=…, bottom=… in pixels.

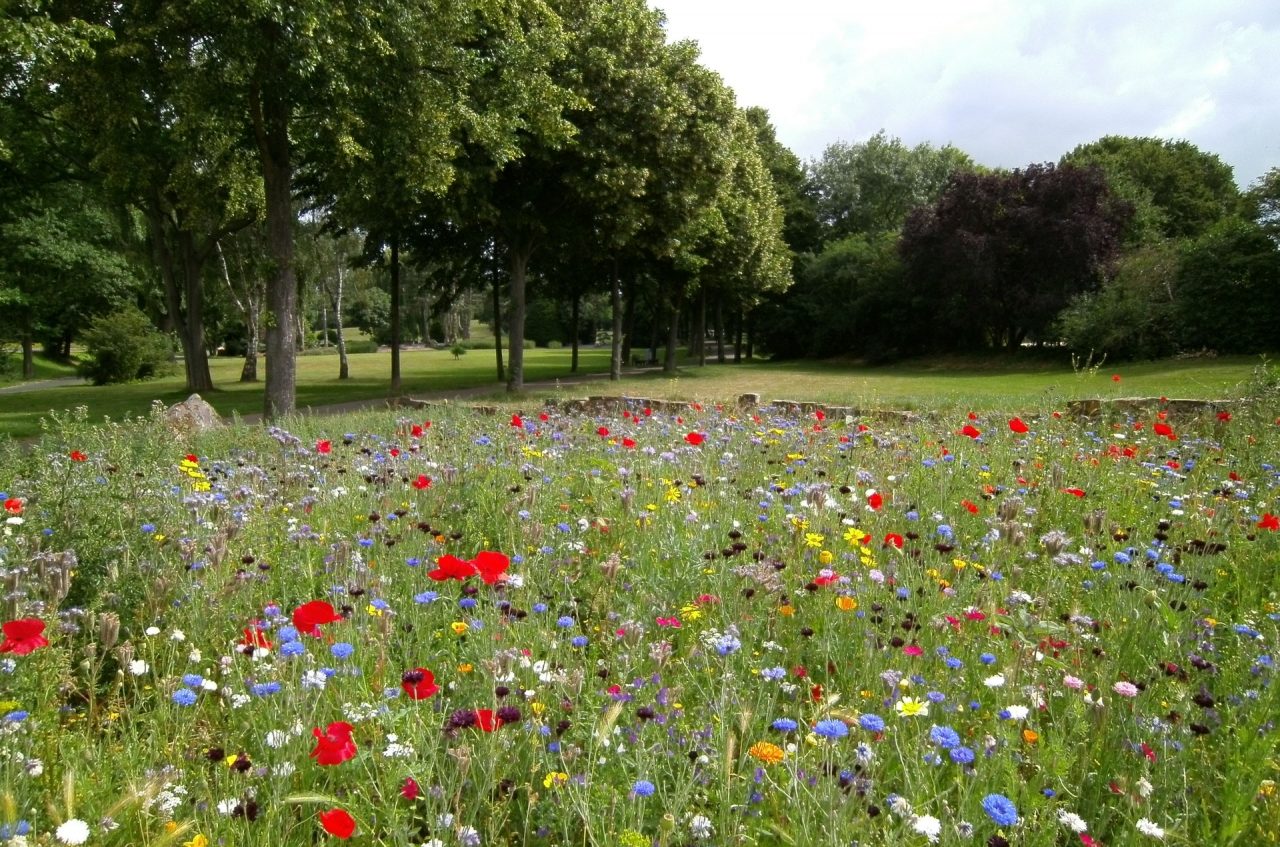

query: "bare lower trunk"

left=570, top=292, right=580, bottom=373
left=715, top=296, right=726, bottom=363
left=734, top=307, right=743, bottom=363
left=663, top=297, right=680, bottom=374
left=390, top=235, right=402, bottom=393
left=334, top=262, right=349, bottom=380
left=506, top=242, right=531, bottom=392
left=609, top=261, right=622, bottom=381
left=491, top=253, right=504, bottom=382
left=696, top=287, right=707, bottom=367
left=21, top=334, right=34, bottom=380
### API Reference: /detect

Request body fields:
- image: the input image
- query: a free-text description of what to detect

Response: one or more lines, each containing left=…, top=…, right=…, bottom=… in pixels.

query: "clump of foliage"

left=76, top=307, right=172, bottom=385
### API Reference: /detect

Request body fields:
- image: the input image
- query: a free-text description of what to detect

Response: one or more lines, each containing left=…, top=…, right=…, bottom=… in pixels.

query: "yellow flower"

left=894, top=697, right=929, bottom=718
left=803, top=532, right=825, bottom=548
left=818, top=549, right=834, bottom=566
left=531, top=701, right=546, bottom=716
left=843, top=527, right=868, bottom=544
left=184, top=835, right=209, bottom=847
left=450, top=621, right=469, bottom=636
left=835, top=596, right=857, bottom=612
left=778, top=604, right=795, bottom=617
left=680, top=603, right=703, bottom=621
left=664, top=487, right=681, bottom=503
left=457, top=663, right=473, bottom=673
left=542, top=771, right=569, bottom=788
left=748, top=741, right=785, bottom=765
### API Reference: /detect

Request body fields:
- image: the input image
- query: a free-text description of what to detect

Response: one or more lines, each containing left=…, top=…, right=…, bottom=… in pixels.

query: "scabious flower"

left=1113, top=681, right=1139, bottom=698
left=981, top=793, right=1019, bottom=826
left=632, top=779, right=656, bottom=797
left=55, top=819, right=91, bottom=845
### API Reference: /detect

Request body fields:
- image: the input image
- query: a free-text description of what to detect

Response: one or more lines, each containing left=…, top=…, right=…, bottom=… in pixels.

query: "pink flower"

left=1112, top=681, right=1139, bottom=698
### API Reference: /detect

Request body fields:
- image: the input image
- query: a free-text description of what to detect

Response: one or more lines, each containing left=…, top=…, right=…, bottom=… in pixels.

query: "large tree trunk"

left=178, top=232, right=214, bottom=392
left=663, top=295, right=681, bottom=374
left=506, top=240, right=532, bottom=392
left=621, top=275, right=636, bottom=365
left=734, top=307, right=743, bottom=363
left=253, top=69, right=297, bottom=420
left=390, top=234, right=402, bottom=394
left=570, top=291, right=580, bottom=373
left=610, top=260, right=622, bottom=381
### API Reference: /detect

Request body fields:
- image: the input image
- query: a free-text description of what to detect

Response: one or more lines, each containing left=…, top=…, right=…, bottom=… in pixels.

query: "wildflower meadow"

left=1, top=391, right=1278, bottom=846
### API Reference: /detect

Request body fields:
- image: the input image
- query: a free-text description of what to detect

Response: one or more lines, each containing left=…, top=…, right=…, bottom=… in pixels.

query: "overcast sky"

left=655, top=0, right=1280, bottom=187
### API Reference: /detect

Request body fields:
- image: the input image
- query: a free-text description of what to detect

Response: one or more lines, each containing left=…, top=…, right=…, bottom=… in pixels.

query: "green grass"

left=0, top=347, right=613, bottom=439
left=1, top=349, right=1272, bottom=440
left=0, top=354, right=81, bottom=387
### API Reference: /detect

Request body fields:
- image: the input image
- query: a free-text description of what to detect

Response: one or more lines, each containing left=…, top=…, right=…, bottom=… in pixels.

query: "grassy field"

left=0, top=354, right=80, bottom=387
left=0, top=349, right=1273, bottom=440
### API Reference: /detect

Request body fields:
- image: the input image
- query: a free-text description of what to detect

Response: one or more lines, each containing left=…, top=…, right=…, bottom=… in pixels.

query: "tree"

left=1063, top=136, right=1240, bottom=242
left=1244, top=167, right=1280, bottom=239
left=900, top=162, right=1132, bottom=352
left=1174, top=218, right=1280, bottom=354
left=810, top=131, right=973, bottom=243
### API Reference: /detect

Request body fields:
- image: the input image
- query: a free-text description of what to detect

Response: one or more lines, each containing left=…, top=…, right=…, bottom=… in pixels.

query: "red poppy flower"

left=401, top=777, right=421, bottom=800
left=474, top=708, right=503, bottom=732
left=319, top=808, right=356, bottom=838
left=428, top=554, right=478, bottom=582
left=241, top=626, right=272, bottom=652
left=311, top=721, right=357, bottom=765
left=883, top=533, right=904, bottom=549
left=1008, top=417, right=1028, bottom=434
left=293, top=600, right=343, bottom=637
left=412, top=474, right=432, bottom=490
left=1259, top=513, right=1280, bottom=531
left=3, top=497, right=22, bottom=516
left=316, top=439, right=332, bottom=454
left=389, top=447, right=401, bottom=458
left=1111, top=374, right=1121, bottom=382
left=401, top=667, right=439, bottom=700
left=621, top=437, right=636, bottom=449
left=1217, top=411, right=1231, bottom=422
left=961, top=499, right=979, bottom=514
left=813, top=571, right=840, bottom=587
left=1153, top=422, right=1176, bottom=440
left=1061, top=487, right=1087, bottom=498
left=410, top=424, right=424, bottom=438
left=0, top=618, right=49, bottom=655
left=597, top=426, right=610, bottom=437
left=684, top=432, right=705, bottom=446
left=473, top=550, right=510, bottom=585
left=814, top=410, right=826, bottom=421
left=510, top=414, right=523, bottom=428
left=70, top=450, right=87, bottom=462
left=185, top=453, right=199, bottom=463
left=866, top=491, right=883, bottom=510
left=960, top=424, right=981, bottom=439
left=967, top=411, right=978, bottom=420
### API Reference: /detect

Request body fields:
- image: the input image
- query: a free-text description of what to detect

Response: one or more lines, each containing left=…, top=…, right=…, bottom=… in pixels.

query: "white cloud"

left=655, top=0, right=1280, bottom=185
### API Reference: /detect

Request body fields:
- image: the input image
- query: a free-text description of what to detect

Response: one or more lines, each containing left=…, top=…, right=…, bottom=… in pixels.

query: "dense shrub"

left=1058, top=243, right=1181, bottom=360
left=76, top=307, right=171, bottom=385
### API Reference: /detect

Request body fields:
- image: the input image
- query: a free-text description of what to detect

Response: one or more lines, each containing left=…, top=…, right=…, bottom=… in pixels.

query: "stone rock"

left=165, top=393, right=224, bottom=435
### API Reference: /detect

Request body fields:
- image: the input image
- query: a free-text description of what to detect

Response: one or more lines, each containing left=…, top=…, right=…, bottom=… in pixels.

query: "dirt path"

left=0, top=376, right=86, bottom=395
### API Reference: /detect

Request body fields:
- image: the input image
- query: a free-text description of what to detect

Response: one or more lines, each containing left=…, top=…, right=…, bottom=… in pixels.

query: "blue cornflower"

left=280, top=641, right=305, bottom=658
left=929, top=725, right=961, bottom=749
left=276, top=625, right=300, bottom=642
left=556, top=616, right=575, bottom=628
left=533, top=603, right=549, bottom=613
left=945, top=656, right=964, bottom=670
left=813, top=719, right=849, bottom=740
left=459, top=598, right=477, bottom=609
left=4, top=710, right=30, bottom=722
left=182, top=674, right=205, bottom=688
left=981, top=793, right=1019, bottom=826
left=251, top=682, right=282, bottom=697
left=632, top=779, right=656, bottom=797
left=761, top=666, right=787, bottom=681
left=414, top=591, right=439, bottom=604
left=571, top=636, right=589, bottom=648
left=330, top=642, right=356, bottom=660
left=406, top=557, right=421, bottom=567
left=771, top=718, right=799, bottom=732
left=171, top=689, right=198, bottom=707
left=980, top=653, right=997, bottom=665
left=141, top=523, right=157, bottom=534
left=950, top=746, right=976, bottom=764
left=858, top=714, right=886, bottom=733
